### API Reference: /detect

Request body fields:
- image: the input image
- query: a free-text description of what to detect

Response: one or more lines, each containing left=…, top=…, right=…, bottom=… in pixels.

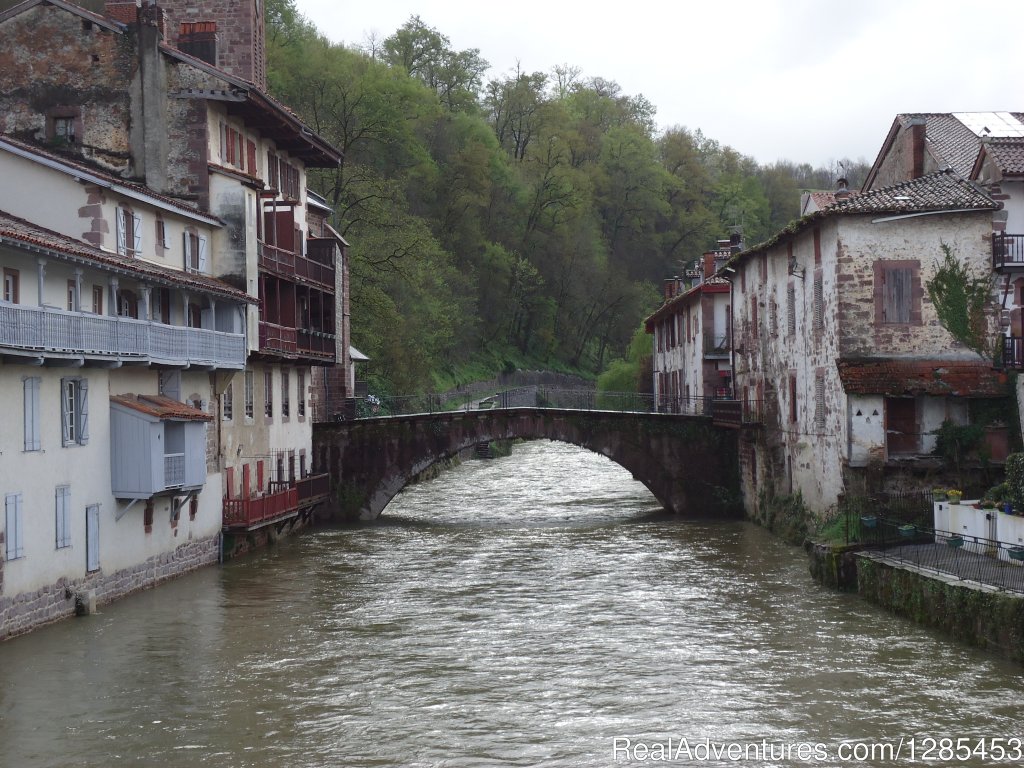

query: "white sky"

left=295, top=0, right=1024, bottom=168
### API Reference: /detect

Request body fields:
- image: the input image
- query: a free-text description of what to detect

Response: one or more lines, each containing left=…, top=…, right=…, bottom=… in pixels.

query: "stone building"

left=0, top=0, right=347, bottom=638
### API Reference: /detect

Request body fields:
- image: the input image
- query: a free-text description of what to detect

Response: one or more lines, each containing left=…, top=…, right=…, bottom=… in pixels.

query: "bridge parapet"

left=314, top=407, right=741, bottom=521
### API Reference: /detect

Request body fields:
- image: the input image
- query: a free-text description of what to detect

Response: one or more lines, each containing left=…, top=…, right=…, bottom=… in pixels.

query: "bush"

left=1006, top=453, right=1024, bottom=511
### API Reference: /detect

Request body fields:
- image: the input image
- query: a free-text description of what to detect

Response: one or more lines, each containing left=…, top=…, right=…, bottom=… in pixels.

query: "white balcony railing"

left=164, top=453, right=185, bottom=488
left=0, top=303, right=246, bottom=368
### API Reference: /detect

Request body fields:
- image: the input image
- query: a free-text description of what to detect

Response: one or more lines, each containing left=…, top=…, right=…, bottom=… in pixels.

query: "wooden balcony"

left=258, top=321, right=336, bottom=363
left=0, top=302, right=246, bottom=368
left=222, top=473, right=330, bottom=531
left=258, top=240, right=336, bottom=291
left=258, top=321, right=297, bottom=355
left=297, top=329, right=336, bottom=361
left=993, top=233, right=1024, bottom=271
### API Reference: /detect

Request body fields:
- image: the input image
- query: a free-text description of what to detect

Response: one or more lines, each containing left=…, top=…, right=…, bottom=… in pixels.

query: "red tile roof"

left=0, top=210, right=255, bottom=303
left=980, top=138, right=1024, bottom=176
left=836, top=359, right=1008, bottom=397
left=111, top=394, right=213, bottom=421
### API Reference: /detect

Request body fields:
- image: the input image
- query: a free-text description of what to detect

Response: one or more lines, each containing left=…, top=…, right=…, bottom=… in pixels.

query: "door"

left=86, top=504, right=100, bottom=572
left=885, top=398, right=918, bottom=455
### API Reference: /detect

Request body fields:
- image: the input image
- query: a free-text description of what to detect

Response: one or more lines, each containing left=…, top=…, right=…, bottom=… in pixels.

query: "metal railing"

left=858, top=515, right=1024, bottom=594
left=0, top=302, right=246, bottom=368
left=993, top=232, right=1024, bottom=270
left=1002, top=336, right=1024, bottom=370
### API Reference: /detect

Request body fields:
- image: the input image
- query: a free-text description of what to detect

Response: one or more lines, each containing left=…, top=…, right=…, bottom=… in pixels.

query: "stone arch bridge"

left=313, top=408, right=741, bottom=521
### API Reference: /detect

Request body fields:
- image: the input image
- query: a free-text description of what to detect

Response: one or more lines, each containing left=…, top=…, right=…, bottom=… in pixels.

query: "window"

left=184, top=231, right=208, bottom=273
left=281, top=369, right=290, bottom=418
left=117, top=289, right=138, bottom=319
left=244, top=371, right=254, bottom=418
left=155, top=218, right=168, bottom=251
left=61, top=377, right=89, bottom=446
left=813, top=269, right=824, bottom=334
left=223, top=381, right=234, bottom=421
left=23, top=376, right=40, bottom=451
left=786, top=283, right=796, bottom=337
left=264, top=370, right=273, bottom=417
left=91, top=285, right=103, bottom=314
left=788, top=373, right=798, bottom=424
left=875, top=260, right=921, bottom=325
left=297, top=371, right=305, bottom=417
left=152, top=287, right=170, bottom=324
left=5, top=493, right=24, bottom=560
left=814, top=369, right=826, bottom=432
left=53, top=116, right=76, bottom=143
left=55, top=485, right=71, bottom=549
left=116, top=206, right=142, bottom=257
left=3, top=267, right=19, bottom=303
left=267, top=150, right=279, bottom=189
left=187, top=302, right=202, bottom=328
left=769, top=297, right=778, bottom=335
left=219, top=122, right=246, bottom=169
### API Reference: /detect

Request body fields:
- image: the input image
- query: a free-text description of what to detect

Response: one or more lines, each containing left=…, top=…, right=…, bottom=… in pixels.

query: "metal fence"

left=858, top=514, right=1024, bottom=594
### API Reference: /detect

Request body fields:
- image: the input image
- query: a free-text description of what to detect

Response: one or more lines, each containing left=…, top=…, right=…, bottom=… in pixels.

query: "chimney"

left=834, top=177, right=852, bottom=202
left=105, top=0, right=139, bottom=25
left=664, top=279, right=678, bottom=301
left=908, top=117, right=927, bottom=179
left=703, top=251, right=716, bottom=279
left=729, top=231, right=743, bottom=254
left=178, top=21, right=218, bottom=67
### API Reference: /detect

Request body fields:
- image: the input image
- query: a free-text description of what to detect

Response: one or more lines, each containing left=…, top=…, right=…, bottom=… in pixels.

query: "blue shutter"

left=116, top=208, right=127, bottom=256
left=77, top=379, right=89, bottom=445
left=60, top=377, right=71, bottom=445
left=23, top=376, right=40, bottom=451
left=86, top=504, right=99, bottom=572
left=56, top=486, right=71, bottom=549
left=197, top=235, right=208, bottom=273
left=5, top=493, right=24, bottom=560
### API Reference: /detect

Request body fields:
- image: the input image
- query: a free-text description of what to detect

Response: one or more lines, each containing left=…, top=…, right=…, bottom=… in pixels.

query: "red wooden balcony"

left=223, top=473, right=330, bottom=531
left=297, top=329, right=336, bottom=361
left=258, top=241, right=296, bottom=275
left=258, top=240, right=336, bottom=291
left=258, top=321, right=297, bottom=355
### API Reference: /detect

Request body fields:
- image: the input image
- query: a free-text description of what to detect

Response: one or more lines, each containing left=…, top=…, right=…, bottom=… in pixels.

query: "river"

left=1, top=440, right=1022, bottom=767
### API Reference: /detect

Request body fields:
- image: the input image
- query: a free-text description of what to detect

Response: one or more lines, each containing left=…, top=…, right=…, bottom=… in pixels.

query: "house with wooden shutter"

left=720, top=170, right=1003, bottom=516
left=0, top=0, right=349, bottom=638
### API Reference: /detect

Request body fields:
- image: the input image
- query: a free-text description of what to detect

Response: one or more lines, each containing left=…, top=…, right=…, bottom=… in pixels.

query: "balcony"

left=258, top=240, right=336, bottom=291
left=258, top=321, right=336, bottom=363
left=703, top=331, right=730, bottom=358
left=0, top=303, right=246, bottom=368
left=1003, top=336, right=1024, bottom=370
left=993, top=233, right=1024, bottom=270
left=258, top=321, right=297, bottom=355
left=164, top=453, right=185, bottom=488
left=710, top=398, right=762, bottom=429
left=222, top=472, right=330, bottom=531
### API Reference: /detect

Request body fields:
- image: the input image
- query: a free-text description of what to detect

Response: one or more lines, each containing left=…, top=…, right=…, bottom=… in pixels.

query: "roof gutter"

left=870, top=207, right=995, bottom=224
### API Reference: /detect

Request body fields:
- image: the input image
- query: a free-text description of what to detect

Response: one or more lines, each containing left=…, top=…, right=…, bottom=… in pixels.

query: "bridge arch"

left=314, top=408, right=741, bottom=521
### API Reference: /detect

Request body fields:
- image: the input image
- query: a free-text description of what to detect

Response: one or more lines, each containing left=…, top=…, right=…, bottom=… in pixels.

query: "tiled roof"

left=981, top=138, right=1024, bottom=176
left=825, top=169, right=997, bottom=215
left=0, top=135, right=222, bottom=224
left=0, top=211, right=255, bottom=303
left=110, top=394, right=213, bottom=421
left=836, top=359, right=1008, bottom=397
left=917, top=114, right=982, bottom=177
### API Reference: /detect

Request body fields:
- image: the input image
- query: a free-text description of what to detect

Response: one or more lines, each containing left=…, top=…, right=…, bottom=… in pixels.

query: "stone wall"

left=0, top=535, right=218, bottom=642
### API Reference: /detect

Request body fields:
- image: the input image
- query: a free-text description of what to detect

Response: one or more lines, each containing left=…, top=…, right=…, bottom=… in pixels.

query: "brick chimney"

left=105, top=0, right=139, bottom=25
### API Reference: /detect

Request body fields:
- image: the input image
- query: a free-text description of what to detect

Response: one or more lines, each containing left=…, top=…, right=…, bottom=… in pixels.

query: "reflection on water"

left=1, top=440, right=1022, bottom=767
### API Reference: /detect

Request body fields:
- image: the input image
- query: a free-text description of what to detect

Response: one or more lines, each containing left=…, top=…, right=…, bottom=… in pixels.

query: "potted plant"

left=860, top=515, right=877, bottom=529
left=899, top=523, right=917, bottom=538
left=946, top=534, right=965, bottom=549
left=932, top=487, right=948, bottom=502
left=947, top=489, right=963, bottom=504
left=1007, top=546, right=1024, bottom=562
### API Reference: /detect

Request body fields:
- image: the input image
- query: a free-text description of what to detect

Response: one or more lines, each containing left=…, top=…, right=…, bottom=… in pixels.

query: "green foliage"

left=264, top=7, right=876, bottom=393
left=925, top=242, right=996, bottom=359
left=597, top=325, right=652, bottom=393
left=933, top=419, right=985, bottom=465
left=1005, top=453, right=1024, bottom=511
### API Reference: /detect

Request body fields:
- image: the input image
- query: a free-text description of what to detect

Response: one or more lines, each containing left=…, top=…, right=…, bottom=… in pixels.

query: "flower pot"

left=946, top=535, right=965, bottom=549
left=948, top=496, right=962, bottom=505
left=898, top=524, right=916, bottom=538
left=860, top=515, right=877, bottom=529
left=1004, top=503, right=1014, bottom=515
left=1007, top=547, right=1024, bottom=562
left=932, top=492, right=947, bottom=502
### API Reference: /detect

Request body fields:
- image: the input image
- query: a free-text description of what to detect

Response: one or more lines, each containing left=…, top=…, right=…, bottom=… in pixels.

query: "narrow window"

left=117, top=289, right=138, bottom=318
left=188, top=302, right=202, bottom=328
left=55, top=485, right=72, bottom=549
left=281, top=369, right=290, bottom=418
left=244, top=371, right=254, bottom=418
left=786, top=283, right=796, bottom=337
left=67, top=279, right=77, bottom=311
left=91, top=285, right=103, bottom=314
left=788, top=373, right=797, bottom=423
left=23, top=376, right=41, bottom=451
left=222, top=381, right=234, bottom=421
left=814, top=369, right=826, bottom=432
left=116, top=206, right=142, bottom=257
left=263, top=370, right=273, bottom=417
left=184, top=231, right=207, bottom=273
left=155, top=218, right=168, bottom=251
left=60, top=377, right=89, bottom=446
left=297, top=370, right=305, bottom=417
left=3, top=268, right=19, bottom=303
left=5, top=493, right=24, bottom=560
left=813, top=269, right=824, bottom=334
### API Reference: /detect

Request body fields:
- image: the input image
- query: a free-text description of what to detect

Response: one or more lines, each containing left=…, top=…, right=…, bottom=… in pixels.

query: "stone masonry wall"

left=0, top=535, right=218, bottom=642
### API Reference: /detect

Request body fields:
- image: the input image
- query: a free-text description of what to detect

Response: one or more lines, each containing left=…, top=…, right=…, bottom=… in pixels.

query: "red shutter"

left=247, top=140, right=257, bottom=175
left=257, top=460, right=265, bottom=493
left=241, top=464, right=251, bottom=499
left=274, top=211, right=295, bottom=252
left=225, top=466, right=235, bottom=500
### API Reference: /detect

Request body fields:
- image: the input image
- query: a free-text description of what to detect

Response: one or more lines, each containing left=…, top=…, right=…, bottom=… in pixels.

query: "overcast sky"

left=294, top=0, right=1024, bottom=168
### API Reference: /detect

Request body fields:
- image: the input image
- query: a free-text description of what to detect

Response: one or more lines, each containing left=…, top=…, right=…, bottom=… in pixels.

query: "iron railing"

left=858, top=515, right=1024, bottom=594
left=0, top=303, right=246, bottom=368
left=1002, top=336, right=1024, bottom=370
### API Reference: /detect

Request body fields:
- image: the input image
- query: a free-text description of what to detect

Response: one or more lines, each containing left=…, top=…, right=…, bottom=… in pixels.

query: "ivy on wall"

left=925, top=242, right=996, bottom=359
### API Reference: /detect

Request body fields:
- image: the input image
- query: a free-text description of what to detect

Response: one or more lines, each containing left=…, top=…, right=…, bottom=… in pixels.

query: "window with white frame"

left=5, top=492, right=24, bottom=560
left=55, top=485, right=72, bottom=549
left=116, top=206, right=142, bottom=257
left=61, top=377, right=89, bottom=446
left=223, top=381, right=234, bottom=421
left=264, top=370, right=273, bottom=417
left=184, top=231, right=208, bottom=273
left=297, top=370, right=305, bottom=417
left=24, top=376, right=41, bottom=451
left=281, top=369, right=290, bottom=418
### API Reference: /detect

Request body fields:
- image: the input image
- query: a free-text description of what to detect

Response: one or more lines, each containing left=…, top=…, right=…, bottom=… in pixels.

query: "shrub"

left=1006, top=453, right=1024, bottom=511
